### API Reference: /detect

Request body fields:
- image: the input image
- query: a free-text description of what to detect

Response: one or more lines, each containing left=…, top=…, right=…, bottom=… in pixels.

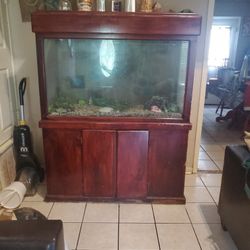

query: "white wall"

left=7, top=0, right=44, bottom=163
left=214, top=0, right=250, bottom=69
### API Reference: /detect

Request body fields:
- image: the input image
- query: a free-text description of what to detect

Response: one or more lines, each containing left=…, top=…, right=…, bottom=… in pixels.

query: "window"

left=208, top=17, right=241, bottom=68
left=208, top=25, right=231, bottom=67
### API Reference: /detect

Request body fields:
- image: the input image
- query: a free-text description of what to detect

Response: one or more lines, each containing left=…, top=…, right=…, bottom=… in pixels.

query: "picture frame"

left=19, top=0, right=44, bottom=22
left=19, top=0, right=61, bottom=22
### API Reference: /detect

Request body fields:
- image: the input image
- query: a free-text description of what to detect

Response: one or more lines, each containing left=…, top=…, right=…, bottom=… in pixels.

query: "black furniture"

left=0, top=220, right=65, bottom=250
left=218, top=145, right=250, bottom=250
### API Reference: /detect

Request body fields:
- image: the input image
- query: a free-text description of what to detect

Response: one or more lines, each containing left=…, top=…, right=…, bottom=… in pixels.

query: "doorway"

left=199, top=16, right=242, bottom=172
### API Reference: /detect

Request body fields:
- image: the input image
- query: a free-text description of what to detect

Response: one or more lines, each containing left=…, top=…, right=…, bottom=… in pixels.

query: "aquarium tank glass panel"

left=44, top=39, right=189, bottom=118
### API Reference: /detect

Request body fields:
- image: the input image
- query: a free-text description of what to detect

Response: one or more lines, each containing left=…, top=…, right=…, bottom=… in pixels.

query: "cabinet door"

left=148, top=130, right=188, bottom=199
left=117, top=131, right=148, bottom=199
left=43, top=129, right=83, bottom=197
left=83, top=130, right=116, bottom=197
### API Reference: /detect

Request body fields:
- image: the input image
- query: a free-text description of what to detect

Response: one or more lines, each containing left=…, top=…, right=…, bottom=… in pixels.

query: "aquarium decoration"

left=48, top=93, right=181, bottom=118
left=144, top=96, right=167, bottom=112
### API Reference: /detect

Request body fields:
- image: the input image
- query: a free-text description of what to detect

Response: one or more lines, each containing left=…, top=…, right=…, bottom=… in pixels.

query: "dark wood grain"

left=117, top=131, right=148, bottom=198
left=39, top=119, right=192, bottom=130
left=43, top=129, right=83, bottom=197
left=182, top=39, right=197, bottom=121
left=32, top=11, right=201, bottom=36
left=148, top=130, right=188, bottom=199
left=82, top=130, right=116, bottom=197
left=36, top=35, right=48, bottom=117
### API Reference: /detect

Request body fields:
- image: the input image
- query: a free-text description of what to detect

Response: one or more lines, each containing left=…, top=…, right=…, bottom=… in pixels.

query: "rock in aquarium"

left=99, top=107, right=114, bottom=113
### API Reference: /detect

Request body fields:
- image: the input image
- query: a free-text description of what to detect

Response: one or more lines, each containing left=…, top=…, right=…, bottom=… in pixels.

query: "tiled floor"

left=23, top=177, right=237, bottom=250
left=23, top=106, right=243, bottom=250
left=199, top=106, right=243, bottom=172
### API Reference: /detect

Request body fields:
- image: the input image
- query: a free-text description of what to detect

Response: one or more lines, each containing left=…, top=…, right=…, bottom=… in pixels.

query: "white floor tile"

left=21, top=201, right=53, bottom=218
left=199, top=151, right=210, bottom=160
left=63, top=222, right=81, bottom=249
left=49, top=202, right=86, bottom=222
left=78, top=223, right=118, bottom=250
left=198, top=160, right=219, bottom=171
left=119, top=224, right=159, bottom=250
left=201, top=138, right=216, bottom=144
left=218, top=144, right=226, bottom=149
left=201, top=144, right=224, bottom=152
left=207, top=187, right=221, bottom=204
left=214, top=160, right=224, bottom=170
left=120, top=203, right=154, bottom=223
left=193, top=223, right=237, bottom=250
left=157, top=224, right=200, bottom=250
left=153, top=204, right=190, bottom=223
left=200, top=147, right=205, bottom=152
left=84, top=202, right=118, bottom=223
left=185, top=203, right=220, bottom=224
left=200, top=173, right=222, bottom=187
left=185, top=174, right=204, bottom=187
left=184, top=187, right=214, bottom=203
left=207, top=151, right=225, bottom=161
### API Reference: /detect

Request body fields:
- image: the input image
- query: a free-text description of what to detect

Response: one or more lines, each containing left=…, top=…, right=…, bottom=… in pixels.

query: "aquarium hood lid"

left=31, top=11, right=201, bottom=36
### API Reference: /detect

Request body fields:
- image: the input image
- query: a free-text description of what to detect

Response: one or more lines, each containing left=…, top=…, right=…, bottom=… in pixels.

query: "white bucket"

left=0, top=181, right=27, bottom=209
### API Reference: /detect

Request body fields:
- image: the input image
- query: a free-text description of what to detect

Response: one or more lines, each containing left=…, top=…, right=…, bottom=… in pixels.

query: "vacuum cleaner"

left=0, top=78, right=44, bottom=209
left=13, top=77, right=44, bottom=195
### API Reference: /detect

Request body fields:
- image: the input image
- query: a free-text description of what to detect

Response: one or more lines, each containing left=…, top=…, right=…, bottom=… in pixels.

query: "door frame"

left=0, top=0, right=17, bottom=154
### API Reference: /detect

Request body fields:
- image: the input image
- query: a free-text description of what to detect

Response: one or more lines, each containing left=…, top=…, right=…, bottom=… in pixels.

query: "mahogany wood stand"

left=32, top=11, right=201, bottom=203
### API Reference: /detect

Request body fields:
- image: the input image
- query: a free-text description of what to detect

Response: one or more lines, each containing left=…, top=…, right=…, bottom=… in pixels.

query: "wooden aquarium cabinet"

left=32, top=11, right=201, bottom=203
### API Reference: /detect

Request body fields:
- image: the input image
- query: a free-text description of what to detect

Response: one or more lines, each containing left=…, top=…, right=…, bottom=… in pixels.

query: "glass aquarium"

left=44, top=38, right=189, bottom=118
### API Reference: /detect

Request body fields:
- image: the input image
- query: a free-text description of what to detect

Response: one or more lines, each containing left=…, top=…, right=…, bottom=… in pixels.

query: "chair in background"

left=206, top=67, right=242, bottom=117
left=215, top=53, right=250, bottom=130
left=215, top=68, right=243, bottom=118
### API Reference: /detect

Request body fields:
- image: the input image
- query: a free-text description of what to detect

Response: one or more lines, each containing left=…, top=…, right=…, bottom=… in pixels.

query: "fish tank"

left=44, top=38, right=189, bottom=118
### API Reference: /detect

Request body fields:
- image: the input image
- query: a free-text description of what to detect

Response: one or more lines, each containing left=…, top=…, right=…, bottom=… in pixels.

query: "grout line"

left=198, top=159, right=221, bottom=173
left=199, top=178, right=218, bottom=206
left=75, top=202, right=87, bottom=249
left=198, top=169, right=222, bottom=174
left=117, top=203, right=120, bottom=250
left=206, top=187, right=220, bottom=207
left=119, top=221, right=162, bottom=224
left=198, top=151, right=222, bottom=172
left=81, top=221, right=118, bottom=224
left=191, top=222, right=222, bottom=224
left=81, top=202, right=87, bottom=223
left=184, top=206, right=202, bottom=250
left=47, top=201, right=55, bottom=219
left=211, top=159, right=223, bottom=172
left=186, top=201, right=218, bottom=204
left=151, top=204, right=161, bottom=250
left=153, top=222, right=193, bottom=225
